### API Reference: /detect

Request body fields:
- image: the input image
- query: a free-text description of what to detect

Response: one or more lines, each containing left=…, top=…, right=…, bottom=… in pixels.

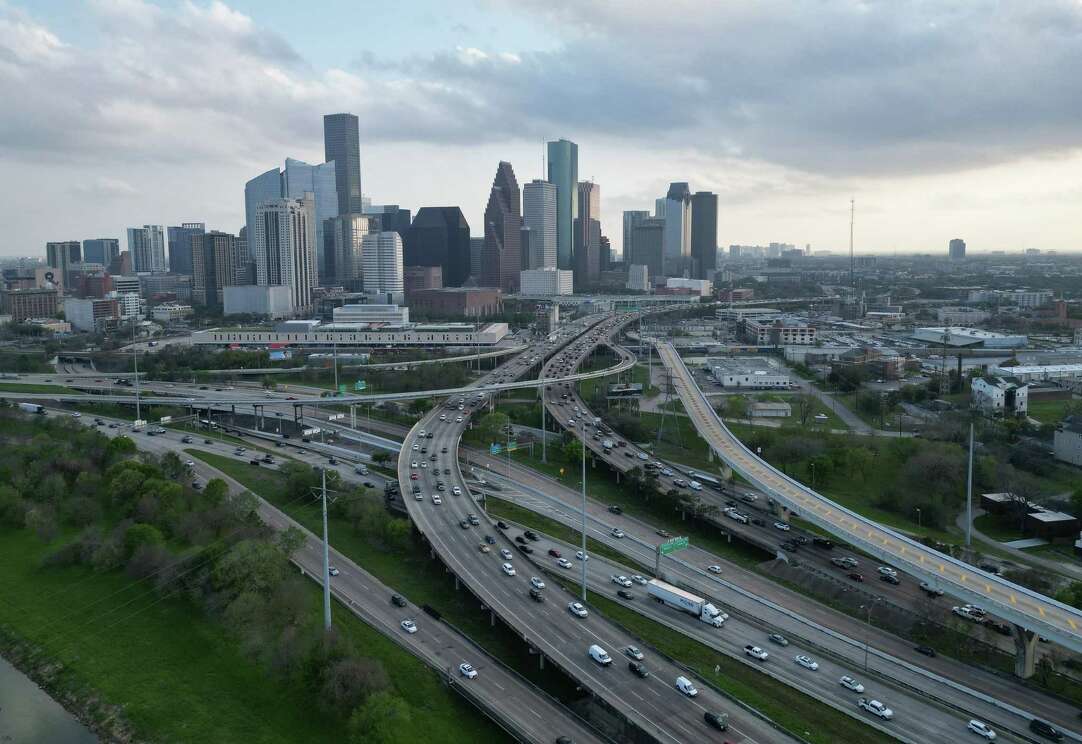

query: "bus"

left=687, top=471, right=724, bottom=490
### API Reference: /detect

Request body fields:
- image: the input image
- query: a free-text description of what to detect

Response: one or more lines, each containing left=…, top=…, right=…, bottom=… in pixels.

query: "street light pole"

left=915, top=507, right=922, bottom=531
left=581, top=420, right=587, bottom=603
left=321, top=468, right=332, bottom=631
left=862, top=604, right=872, bottom=672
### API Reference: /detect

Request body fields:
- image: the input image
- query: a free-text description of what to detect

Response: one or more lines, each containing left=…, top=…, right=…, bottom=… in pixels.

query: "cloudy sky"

left=3, top=0, right=1082, bottom=258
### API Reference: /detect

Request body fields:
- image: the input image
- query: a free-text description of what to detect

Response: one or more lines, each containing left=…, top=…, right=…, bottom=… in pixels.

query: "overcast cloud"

left=2, top=0, right=1081, bottom=255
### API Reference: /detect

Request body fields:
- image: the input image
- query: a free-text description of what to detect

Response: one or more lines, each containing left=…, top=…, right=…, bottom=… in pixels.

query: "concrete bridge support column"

left=454, top=575, right=459, bottom=591
left=490, top=610, right=496, bottom=627
left=1012, top=625, right=1039, bottom=679
left=538, top=654, right=545, bottom=671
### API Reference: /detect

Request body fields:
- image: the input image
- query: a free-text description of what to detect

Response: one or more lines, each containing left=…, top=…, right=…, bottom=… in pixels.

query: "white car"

left=610, top=527, right=625, bottom=539
left=794, top=655, right=819, bottom=671
left=410, top=461, right=418, bottom=469
left=575, top=551, right=589, bottom=561
left=707, top=565, right=722, bottom=574
left=530, top=577, right=546, bottom=590
left=500, top=548, right=513, bottom=560
left=877, top=566, right=898, bottom=577
left=452, top=486, right=462, bottom=495
left=71, top=412, right=82, bottom=418
left=858, top=698, right=893, bottom=720
left=557, top=558, right=573, bottom=569
left=773, top=521, right=791, bottom=532
left=675, top=676, right=698, bottom=697
left=400, top=619, right=417, bottom=634
left=689, top=481, right=702, bottom=491
left=967, top=720, right=996, bottom=740
left=625, top=646, right=644, bottom=660
left=631, top=575, right=648, bottom=585
left=744, top=645, right=769, bottom=661
left=611, top=575, right=632, bottom=587
left=660, top=468, right=673, bottom=477
left=636, top=452, right=649, bottom=461
left=501, top=562, right=516, bottom=576
left=455, top=416, right=463, bottom=423
left=459, top=662, right=477, bottom=679
left=329, top=566, right=340, bottom=576
left=419, top=462, right=427, bottom=469
left=431, top=495, right=442, bottom=505
left=839, top=675, right=865, bottom=693
left=568, top=602, right=588, bottom=618
left=412, top=444, right=419, bottom=451
left=414, top=493, right=423, bottom=501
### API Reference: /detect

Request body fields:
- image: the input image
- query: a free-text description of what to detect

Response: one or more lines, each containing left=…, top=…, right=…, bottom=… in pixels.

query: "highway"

left=66, top=411, right=607, bottom=744
left=654, top=342, right=1082, bottom=659
left=396, top=317, right=800, bottom=743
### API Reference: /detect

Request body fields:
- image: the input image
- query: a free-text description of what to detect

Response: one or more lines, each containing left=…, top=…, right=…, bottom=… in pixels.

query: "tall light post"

left=915, top=507, right=922, bottom=531
left=859, top=603, right=873, bottom=672
left=580, top=419, right=588, bottom=603
left=320, top=468, right=332, bottom=630
left=540, top=363, right=547, bottom=464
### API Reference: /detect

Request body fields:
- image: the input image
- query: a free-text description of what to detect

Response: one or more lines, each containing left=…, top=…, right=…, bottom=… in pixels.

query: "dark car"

left=914, top=645, right=937, bottom=658
left=496, top=521, right=508, bottom=530
left=617, top=589, right=634, bottom=600
left=515, top=535, right=528, bottom=544
left=529, top=587, right=544, bottom=602
left=608, top=505, right=623, bottom=514
left=249, top=459, right=261, bottom=466
left=847, top=572, right=864, bottom=582
left=391, top=594, right=407, bottom=608
left=524, top=530, right=539, bottom=541
left=517, top=544, right=534, bottom=555
left=704, top=711, right=729, bottom=731
left=812, top=537, right=834, bottom=549
left=628, top=661, right=649, bottom=678
left=1029, top=719, right=1063, bottom=740
left=548, top=548, right=562, bottom=558
left=879, top=573, right=900, bottom=585
left=484, top=535, right=496, bottom=545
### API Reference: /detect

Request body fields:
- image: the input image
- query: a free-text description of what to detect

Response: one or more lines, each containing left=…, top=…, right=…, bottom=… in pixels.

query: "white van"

left=354, top=464, right=368, bottom=475
left=588, top=645, right=612, bottom=666
left=675, top=676, right=698, bottom=697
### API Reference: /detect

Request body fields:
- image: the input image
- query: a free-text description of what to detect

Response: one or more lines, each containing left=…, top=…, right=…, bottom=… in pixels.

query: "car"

left=675, top=676, right=698, bottom=697
left=631, top=575, right=648, bottom=585
left=744, top=645, right=768, bottom=661
left=880, top=573, right=900, bottom=585
left=623, top=451, right=635, bottom=457
left=478, top=543, right=491, bottom=553
left=524, top=530, right=539, bottom=541
left=501, top=562, right=516, bottom=576
left=794, top=655, right=819, bottom=671
left=459, top=663, right=477, bottom=679
left=515, top=535, right=528, bottom=544
left=607, top=504, right=623, bottom=514
left=410, top=473, right=419, bottom=480
left=575, top=551, right=589, bottom=561
left=617, top=589, right=634, bottom=600
left=588, top=644, right=612, bottom=665
left=610, top=527, right=625, bottom=539
left=328, top=566, right=340, bottom=576
left=672, top=478, right=687, bottom=488
left=660, top=468, right=673, bottom=477
left=568, top=602, right=588, bottom=618
left=840, top=675, right=865, bottom=693
left=484, top=535, right=496, bottom=545
left=496, top=521, right=509, bottom=530
left=967, top=720, right=996, bottom=740
left=391, top=594, right=407, bottom=607
left=400, top=619, right=417, bottom=634
left=812, top=536, right=835, bottom=549
left=773, top=521, right=791, bottom=532
left=611, top=575, right=632, bottom=587
left=877, top=566, right=898, bottom=577
left=1028, top=719, right=1063, bottom=740
left=548, top=548, right=562, bottom=558
left=919, top=581, right=944, bottom=597
left=914, top=645, right=937, bottom=658
left=453, top=486, right=464, bottom=496
left=181, top=435, right=193, bottom=443
left=703, top=711, right=729, bottom=731
left=500, top=548, right=513, bottom=560
left=847, top=572, right=864, bottom=582
left=628, top=661, right=650, bottom=678
left=459, top=519, right=470, bottom=530
left=636, top=452, right=649, bottom=460
left=832, top=556, right=858, bottom=569
left=108, top=423, right=118, bottom=428
left=557, top=558, right=573, bottom=569
left=530, top=577, right=546, bottom=590
left=467, top=513, right=479, bottom=526
left=707, top=565, right=722, bottom=574
left=689, top=481, right=703, bottom=491
left=858, top=698, right=893, bottom=720
left=517, top=544, right=534, bottom=555
left=625, top=646, right=644, bottom=661
left=768, top=633, right=789, bottom=647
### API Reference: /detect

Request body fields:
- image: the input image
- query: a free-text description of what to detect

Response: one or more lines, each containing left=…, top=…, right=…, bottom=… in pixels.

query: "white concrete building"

left=361, top=231, right=404, bottom=295
left=743, top=318, right=817, bottom=346
left=332, top=303, right=410, bottom=324
left=151, top=303, right=193, bottom=322
left=627, top=264, right=649, bottom=291
left=911, top=327, right=1027, bottom=348
left=522, top=180, right=557, bottom=269
left=223, top=285, right=294, bottom=319
left=989, top=363, right=1082, bottom=384
left=707, top=357, right=791, bottom=388
left=192, top=322, right=509, bottom=348
left=936, top=306, right=990, bottom=325
left=106, top=291, right=141, bottom=318
left=252, top=195, right=317, bottom=314
left=665, top=277, right=712, bottom=297
left=519, top=268, right=573, bottom=296
left=1053, top=417, right=1082, bottom=467
left=972, top=376, right=1028, bottom=416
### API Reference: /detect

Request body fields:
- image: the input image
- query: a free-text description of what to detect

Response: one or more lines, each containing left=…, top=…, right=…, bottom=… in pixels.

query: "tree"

left=795, top=394, right=813, bottom=427
left=203, top=478, right=229, bottom=506
left=348, top=692, right=412, bottom=744
left=476, top=412, right=511, bottom=445
left=1071, top=487, right=1082, bottom=520
left=322, top=657, right=389, bottom=713
left=725, top=395, right=748, bottom=419
left=277, top=526, right=306, bottom=556
left=124, top=523, right=165, bottom=557
left=562, top=438, right=583, bottom=464
left=371, top=451, right=391, bottom=467
left=161, top=451, right=186, bottom=480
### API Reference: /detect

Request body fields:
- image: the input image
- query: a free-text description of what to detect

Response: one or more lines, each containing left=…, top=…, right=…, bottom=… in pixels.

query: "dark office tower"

left=481, top=161, right=522, bottom=293
left=630, top=218, right=665, bottom=280
left=949, top=238, right=966, bottom=260
left=81, top=238, right=120, bottom=266
left=546, top=139, right=578, bottom=271
left=690, top=191, right=718, bottom=279
left=324, top=113, right=363, bottom=215
left=191, top=231, right=236, bottom=306
left=364, top=204, right=412, bottom=238
left=46, top=241, right=81, bottom=286
left=167, top=223, right=205, bottom=276
left=573, top=181, right=601, bottom=288
left=599, top=235, right=611, bottom=272
left=404, top=207, right=472, bottom=287
left=469, top=237, right=484, bottom=279
left=622, top=211, right=648, bottom=261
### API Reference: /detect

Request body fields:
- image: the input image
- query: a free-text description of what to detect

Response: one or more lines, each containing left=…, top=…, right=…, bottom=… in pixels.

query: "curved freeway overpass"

left=654, top=342, right=1082, bottom=671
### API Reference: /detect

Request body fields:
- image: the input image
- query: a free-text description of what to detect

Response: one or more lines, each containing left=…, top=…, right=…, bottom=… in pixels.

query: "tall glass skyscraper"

left=404, top=208, right=472, bottom=287
left=324, top=113, right=363, bottom=215
left=481, top=161, right=521, bottom=293
left=167, top=223, right=205, bottom=276
left=690, top=192, right=718, bottom=279
left=662, top=182, right=692, bottom=276
left=522, top=180, right=557, bottom=269
left=81, top=238, right=119, bottom=267
left=244, top=168, right=283, bottom=251
left=546, top=139, right=578, bottom=271
left=126, top=226, right=166, bottom=273
left=283, top=158, right=338, bottom=283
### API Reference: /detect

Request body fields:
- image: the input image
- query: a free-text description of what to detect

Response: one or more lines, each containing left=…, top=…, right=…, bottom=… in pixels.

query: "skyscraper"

left=949, top=238, right=966, bottom=260
left=326, top=213, right=373, bottom=288
left=46, top=241, right=81, bottom=286
left=622, top=211, right=649, bottom=262
left=81, top=238, right=119, bottom=267
left=469, top=237, right=484, bottom=280
left=662, top=183, right=692, bottom=276
left=482, top=161, right=522, bottom=293
left=127, top=226, right=166, bottom=273
left=546, top=139, right=578, bottom=271
left=324, top=113, right=363, bottom=215
left=363, top=205, right=412, bottom=238
left=191, top=231, right=236, bottom=306
left=404, top=208, right=472, bottom=287
left=362, top=231, right=404, bottom=296
left=690, top=191, right=718, bottom=279
left=630, top=218, right=665, bottom=281
left=574, top=181, right=601, bottom=288
left=283, top=158, right=337, bottom=282
left=167, top=223, right=205, bottom=276
left=599, top=235, right=611, bottom=272
left=253, top=196, right=317, bottom=313
left=245, top=168, right=284, bottom=248
left=522, top=180, right=557, bottom=269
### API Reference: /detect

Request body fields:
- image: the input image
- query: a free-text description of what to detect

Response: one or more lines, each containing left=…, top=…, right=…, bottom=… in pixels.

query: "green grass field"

left=0, top=527, right=502, bottom=743
left=0, top=382, right=76, bottom=394
left=1027, top=398, right=1081, bottom=425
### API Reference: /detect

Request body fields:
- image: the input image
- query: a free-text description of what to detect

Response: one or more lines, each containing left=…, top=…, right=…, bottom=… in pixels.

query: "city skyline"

left=5, top=1, right=1082, bottom=257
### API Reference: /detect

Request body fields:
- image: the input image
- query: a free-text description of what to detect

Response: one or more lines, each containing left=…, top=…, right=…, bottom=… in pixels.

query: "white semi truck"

left=647, top=579, right=725, bottom=627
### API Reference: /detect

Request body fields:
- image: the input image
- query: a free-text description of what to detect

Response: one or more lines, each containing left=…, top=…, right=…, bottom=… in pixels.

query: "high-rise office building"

left=363, top=205, right=411, bottom=238
left=546, top=139, right=578, bottom=271
left=469, top=237, right=484, bottom=280
left=481, top=161, right=522, bottom=293
left=253, top=196, right=317, bottom=313
left=520, top=226, right=533, bottom=272
left=81, top=239, right=119, bottom=267
left=283, top=158, right=337, bottom=282
left=522, top=179, right=557, bottom=269
left=167, top=223, right=205, bottom=276
left=949, top=238, right=966, bottom=260
left=622, top=211, right=649, bottom=262
left=324, top=113, right=363, bottom=215
left=599, top=235, right=612, bottom=272
left=630, top=218, right=665, bottom=281
left=362, top=231, right=404, bottom=296
left=126, top=226, right=166, bottom=273
left=245, top=168, right=283, bottom=248
left=662, top=183, right=692, bottom=276
left=46, top=241, right=81, bottom=286
left=191, top=231, right=236, bottom=306
left=404, top=208, right=472, bottom=287
left=573, top=181, right=601, bottom=287
left=325, top=213, right=373, bottom=288
left=690, top=191, right=718, bottom=279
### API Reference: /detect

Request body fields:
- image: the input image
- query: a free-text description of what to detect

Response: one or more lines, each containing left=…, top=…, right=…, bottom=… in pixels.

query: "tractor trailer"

left=647, top=579, right=725, bottom=627
left=17, top=403, right=45, bottom=415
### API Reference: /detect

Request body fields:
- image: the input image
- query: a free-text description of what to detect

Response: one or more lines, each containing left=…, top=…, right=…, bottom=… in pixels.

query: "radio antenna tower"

left=849, top=198, right=855, bottom=288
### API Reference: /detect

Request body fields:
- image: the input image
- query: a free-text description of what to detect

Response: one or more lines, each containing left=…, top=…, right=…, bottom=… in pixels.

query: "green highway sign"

left=659, top=536, right=689, bottom=555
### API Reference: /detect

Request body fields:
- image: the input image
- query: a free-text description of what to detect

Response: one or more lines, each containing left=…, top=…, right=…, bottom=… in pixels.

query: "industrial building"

left=192, top=322, right=510, bottom=348
left=989, top=363, right=1082, bottom=384
left=743, top=317, right=817, bottom=346
left=1054, top=417, right=1082, bottom=467
left=911, top=327, right=1027, bottom=348
left=706, top=357, right=791, bottom=388
left=971, top=376, right=1028, bottom=416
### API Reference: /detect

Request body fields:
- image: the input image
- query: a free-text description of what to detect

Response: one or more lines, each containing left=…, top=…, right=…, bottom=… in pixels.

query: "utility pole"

left=332, top=340, right=339, bottom=393
left=580, top=420, right=588, bottom=603
left=132, top=317, right=141, bottom=423
left=540, top=364, right=547, bottom=464
left=321, top=468, right=332, bottom=630
left=966, top=421, right=974, bottom=548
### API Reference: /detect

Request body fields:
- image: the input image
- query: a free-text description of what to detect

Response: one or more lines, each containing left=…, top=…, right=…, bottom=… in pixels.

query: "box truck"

left=647, top=579, right=725, bottom=627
